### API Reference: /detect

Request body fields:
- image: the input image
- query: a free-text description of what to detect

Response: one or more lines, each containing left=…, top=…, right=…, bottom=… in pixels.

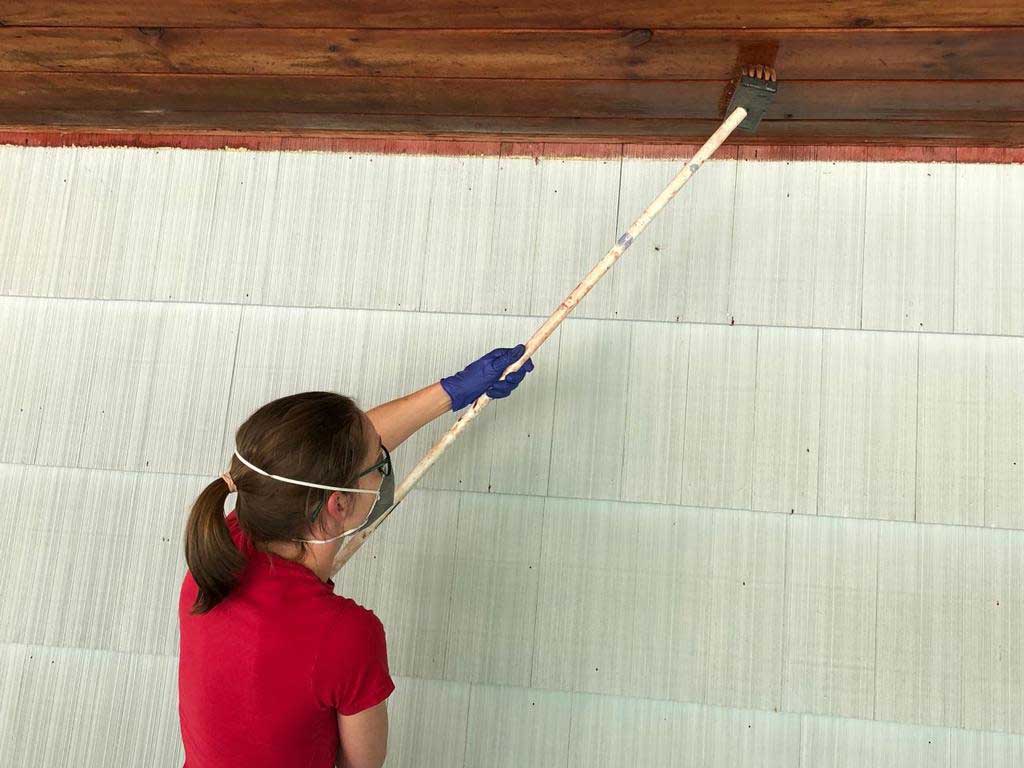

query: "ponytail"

left=184, top=476, right=246, bottom=614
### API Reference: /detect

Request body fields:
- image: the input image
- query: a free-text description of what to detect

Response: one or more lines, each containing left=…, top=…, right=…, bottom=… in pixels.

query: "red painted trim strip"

left=0, top=130, right=1021, bottom=163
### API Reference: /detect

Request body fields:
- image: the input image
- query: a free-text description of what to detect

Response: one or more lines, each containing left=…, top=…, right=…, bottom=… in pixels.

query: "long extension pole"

left=331, top=106, right=750, bottom=575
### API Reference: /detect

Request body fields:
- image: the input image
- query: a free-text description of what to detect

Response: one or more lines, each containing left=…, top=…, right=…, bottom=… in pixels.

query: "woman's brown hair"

left=184, top=391, right=368, bottom=614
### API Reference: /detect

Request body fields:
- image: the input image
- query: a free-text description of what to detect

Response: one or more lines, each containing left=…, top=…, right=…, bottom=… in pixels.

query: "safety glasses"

left=309, top=442, right=392, bottom=524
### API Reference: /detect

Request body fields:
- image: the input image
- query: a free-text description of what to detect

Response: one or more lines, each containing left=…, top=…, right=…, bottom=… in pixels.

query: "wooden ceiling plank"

left=0, top=110, right=1022, bottom=145
left=3, top=27, right=1023, bottom=81
left=1, top=73, right=1022, bottom=122
left=4, top=1, right=1024, bottom=29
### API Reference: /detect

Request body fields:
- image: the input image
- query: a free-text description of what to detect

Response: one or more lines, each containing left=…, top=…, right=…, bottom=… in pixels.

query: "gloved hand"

left=439, top=344, right=535, bottom=411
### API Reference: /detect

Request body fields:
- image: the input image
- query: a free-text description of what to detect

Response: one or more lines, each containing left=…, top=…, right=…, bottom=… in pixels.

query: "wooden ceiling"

left=1, top=1, right=1023, bottom=146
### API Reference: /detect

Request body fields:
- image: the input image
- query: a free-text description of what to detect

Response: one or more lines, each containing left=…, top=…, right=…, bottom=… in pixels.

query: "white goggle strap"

left=232, top=449, right=377, bottom=495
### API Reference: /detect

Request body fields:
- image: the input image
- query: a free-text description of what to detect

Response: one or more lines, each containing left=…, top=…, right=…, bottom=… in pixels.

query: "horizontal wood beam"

left=2, top=73, right=1022, bottom=121
left=3, top=1, right=1023, bottom=29
left=3, top=27, right=1023, bottom=81
left=1, top=110, right=1021, bottom=145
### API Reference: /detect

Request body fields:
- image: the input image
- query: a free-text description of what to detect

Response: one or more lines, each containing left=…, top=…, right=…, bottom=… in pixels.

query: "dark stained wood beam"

left=3, top=27, right=1023, bottom=81
left=1, top=73, right=1022, bottom=122
left=1, top=110, right=1022, bottom=145
left=3, top=1, right=1023, bottom=29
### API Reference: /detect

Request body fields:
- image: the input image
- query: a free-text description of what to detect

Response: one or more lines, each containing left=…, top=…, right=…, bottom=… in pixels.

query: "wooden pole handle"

left=330, top=106, right=748, bottom=576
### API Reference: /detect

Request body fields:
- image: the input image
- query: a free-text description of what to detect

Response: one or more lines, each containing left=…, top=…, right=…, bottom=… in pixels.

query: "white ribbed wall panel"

left=729, top=160, right=867, bottom=328
left=612, top=157, right=736, bottom=324
left=0, top=296, right=239, bottom=474
left=4, top=144, right=1024, bottom=766
left=703, top=507, right=787, bottom=710
left=876, top=521, right=965, bottom=728
left=917, top=333, right=987, bottom=525
left=0, top=464, right=191, bottom=656
left=679, top=323, right=758, bottom=509
left=862, top=162, right=957, bottom=333
left=619, top=319, right=691, bottom=505
left=463, top=684, right=573, bottom=768
left=818, top=329, right=918, bottom=520
left=415, top=156, right=503, bottom=315
left=986, top=337, right=1024, bottom=529
left=444, top=493, right=545, bottom=686
left=527, top=156, right=622, bottom=320
left=547, top=317, right=631, bottom=500
left=955, top=163, right=1024, bottom=336
left=782, top=515, right=878, bottom=719
left=752, top=326, right=823, bottom=515
left=0, top=644, right=184, bottom=767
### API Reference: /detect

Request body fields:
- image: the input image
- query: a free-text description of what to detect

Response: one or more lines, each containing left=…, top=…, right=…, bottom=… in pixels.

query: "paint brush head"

left=726, top=64, right=778, bottom=132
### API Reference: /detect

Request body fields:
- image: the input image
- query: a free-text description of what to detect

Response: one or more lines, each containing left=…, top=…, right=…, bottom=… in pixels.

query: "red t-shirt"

left=178, top=510, right=394, bottom=768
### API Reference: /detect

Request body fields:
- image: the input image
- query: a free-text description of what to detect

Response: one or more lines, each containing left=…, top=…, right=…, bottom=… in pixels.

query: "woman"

left=178, top=344, right=535, bottom=768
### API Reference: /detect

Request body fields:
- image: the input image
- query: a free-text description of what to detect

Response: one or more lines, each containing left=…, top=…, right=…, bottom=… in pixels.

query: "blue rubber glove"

left=439, top=344, right=536, bottom=411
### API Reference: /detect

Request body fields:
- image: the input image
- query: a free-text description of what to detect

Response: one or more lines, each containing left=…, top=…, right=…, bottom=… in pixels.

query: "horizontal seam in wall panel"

left=2, top=292, right=1022, bottom=341
left=1, top=458, right=1020, bottom=537
left=0, top=640, right=180, bottom=662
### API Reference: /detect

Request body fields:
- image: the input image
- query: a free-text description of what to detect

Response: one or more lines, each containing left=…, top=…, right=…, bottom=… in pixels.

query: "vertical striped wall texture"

left=1, top=144, right=1024, bottom=766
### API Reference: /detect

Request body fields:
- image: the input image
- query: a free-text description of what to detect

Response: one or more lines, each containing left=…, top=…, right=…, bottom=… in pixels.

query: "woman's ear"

left=325, top=490, right=360, bottom=529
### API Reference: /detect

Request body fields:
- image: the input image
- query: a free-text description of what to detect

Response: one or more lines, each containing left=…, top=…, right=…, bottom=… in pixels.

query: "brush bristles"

left=742, top=64, right=777, bottom=82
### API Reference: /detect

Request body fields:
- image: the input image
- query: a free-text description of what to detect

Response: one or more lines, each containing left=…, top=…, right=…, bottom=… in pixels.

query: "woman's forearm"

left=365, top=382, right=452, bottom=450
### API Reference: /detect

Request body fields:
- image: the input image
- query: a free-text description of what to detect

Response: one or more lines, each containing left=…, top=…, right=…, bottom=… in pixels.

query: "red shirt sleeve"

left=313, top=602, right=395, bottom=716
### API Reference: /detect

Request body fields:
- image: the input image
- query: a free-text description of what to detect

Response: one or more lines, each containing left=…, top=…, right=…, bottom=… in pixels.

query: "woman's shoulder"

left=324, top=593, right=384, bottom=632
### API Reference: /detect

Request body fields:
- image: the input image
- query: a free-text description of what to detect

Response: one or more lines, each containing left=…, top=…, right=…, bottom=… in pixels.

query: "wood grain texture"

left=2, top=74, right=1023, bottom=122
left=3, top=111, right=1024, bottom=144
left=4, top=1, right=1023, bottom=28
left=5, top=27, right=1024, bottom=81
